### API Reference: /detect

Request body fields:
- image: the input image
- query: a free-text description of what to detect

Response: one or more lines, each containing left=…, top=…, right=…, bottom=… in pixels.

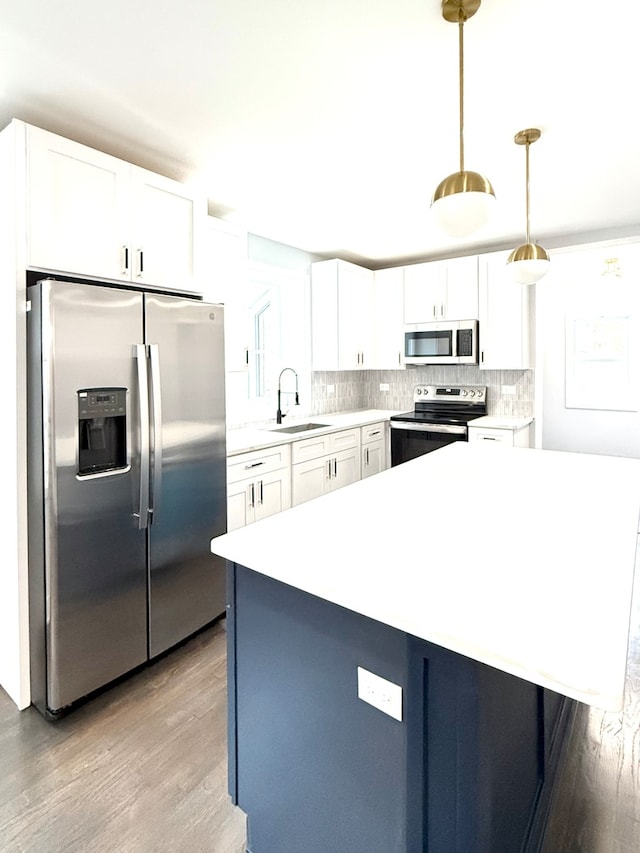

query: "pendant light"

left=507, top=128, right=550, bottom=285
left=431, top=0, right=495, bottom=238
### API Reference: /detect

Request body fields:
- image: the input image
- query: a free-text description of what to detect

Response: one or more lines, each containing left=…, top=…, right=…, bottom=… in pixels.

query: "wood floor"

left=540, top=559, right=640, bottom=853
left=0, top=619, right=246, bottom=853
left=1, top=581, right=639, bottom=853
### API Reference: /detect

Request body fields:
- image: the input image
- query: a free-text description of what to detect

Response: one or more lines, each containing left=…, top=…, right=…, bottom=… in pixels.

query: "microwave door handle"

left=134, top=344, right=150, bottom=529
left=148, top=343, right=163, bottom=522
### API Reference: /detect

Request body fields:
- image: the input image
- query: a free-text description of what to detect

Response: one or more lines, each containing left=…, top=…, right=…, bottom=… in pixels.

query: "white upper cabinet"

left=311, top=259, right=374, bottom=370
left=26, top=125, right=205, bottom=293
left=478, top=250, right=533, bottom=370
left=403, top=255, right=478, bottom=323
left=202, top=216, right=250, bottom=372
left=372, top=266, right=405, bottom=370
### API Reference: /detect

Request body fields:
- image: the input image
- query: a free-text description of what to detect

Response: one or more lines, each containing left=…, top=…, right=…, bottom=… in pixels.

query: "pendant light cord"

left=525, top=139, right=531, bottom=244
left=458, top=16, right=465, bottom=173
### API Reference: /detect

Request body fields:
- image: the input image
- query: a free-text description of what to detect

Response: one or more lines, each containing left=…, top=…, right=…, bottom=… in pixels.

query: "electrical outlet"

left=327, top=384, right=335, bottom=396
left=379, top=383, right=390, bottom=391
left=357, top=666, right=403, bottom=721
left=502, top=384, right=517, bottom=395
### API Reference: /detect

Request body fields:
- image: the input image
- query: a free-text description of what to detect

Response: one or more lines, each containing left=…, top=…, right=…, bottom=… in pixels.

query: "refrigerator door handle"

left=134, top=344, right=150, bottom=529
left=148, top=343, right=163, bottom=522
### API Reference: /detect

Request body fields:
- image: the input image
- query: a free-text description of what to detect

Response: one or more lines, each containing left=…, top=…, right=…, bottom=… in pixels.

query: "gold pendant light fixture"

left=431, top=0, right=495, bottom=238
left=507, top=128, right=550, bottom=285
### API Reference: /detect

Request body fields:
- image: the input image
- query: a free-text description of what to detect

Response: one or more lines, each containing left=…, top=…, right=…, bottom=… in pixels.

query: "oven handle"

left=390, top=421, right=467, bottom=435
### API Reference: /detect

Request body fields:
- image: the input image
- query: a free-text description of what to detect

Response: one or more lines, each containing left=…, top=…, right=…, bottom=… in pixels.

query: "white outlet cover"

left=357, top=666, right=403, bottom=721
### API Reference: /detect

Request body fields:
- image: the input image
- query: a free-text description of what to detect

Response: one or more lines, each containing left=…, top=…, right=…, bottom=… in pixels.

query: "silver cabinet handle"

left=148, top=343, right=162, bottom=521
left=133, top=344, right=150, bottom=529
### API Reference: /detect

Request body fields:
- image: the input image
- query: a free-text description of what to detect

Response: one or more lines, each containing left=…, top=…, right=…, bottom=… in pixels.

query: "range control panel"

left=413, top=385, right=486, bottom=402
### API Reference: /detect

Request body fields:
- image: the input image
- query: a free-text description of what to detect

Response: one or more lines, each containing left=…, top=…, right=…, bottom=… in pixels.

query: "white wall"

left=537, top=240, right=640, bottom=458
left=0, top=121, right=31, bottom=709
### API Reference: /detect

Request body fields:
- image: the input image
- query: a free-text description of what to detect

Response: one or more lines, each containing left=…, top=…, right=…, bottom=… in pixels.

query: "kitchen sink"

left=270, top=422, right=330, bottom=434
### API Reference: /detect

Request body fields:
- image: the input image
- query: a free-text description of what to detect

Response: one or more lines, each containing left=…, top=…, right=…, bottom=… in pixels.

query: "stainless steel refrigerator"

left=27, top=278, right=227, bottom=717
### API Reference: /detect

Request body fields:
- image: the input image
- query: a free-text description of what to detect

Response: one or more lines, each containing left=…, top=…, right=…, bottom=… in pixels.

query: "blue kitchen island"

left=212, top=443, right=640, bottom=853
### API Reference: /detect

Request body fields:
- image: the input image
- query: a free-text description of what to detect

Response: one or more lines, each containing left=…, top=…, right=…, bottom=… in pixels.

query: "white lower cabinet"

left=468, top=422, right=533, bottom=448
left=227, top=445, right=291, bottom=531
left=291, top=428, right=361, bottom=506
left=361, top=421, right=387, bottom=479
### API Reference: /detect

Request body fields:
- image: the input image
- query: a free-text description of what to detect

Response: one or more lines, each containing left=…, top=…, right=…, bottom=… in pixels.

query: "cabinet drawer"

left=291, top=428, right=360, bottom=464
left=227, top=444, right=291, bottom=484
left=361, top=422, right=385, bottom=444
left=468, top=428, right=514, bottom=447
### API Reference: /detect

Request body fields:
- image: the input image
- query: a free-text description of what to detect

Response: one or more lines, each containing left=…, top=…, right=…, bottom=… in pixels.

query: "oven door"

left=390, top=421, right=467, bottom=466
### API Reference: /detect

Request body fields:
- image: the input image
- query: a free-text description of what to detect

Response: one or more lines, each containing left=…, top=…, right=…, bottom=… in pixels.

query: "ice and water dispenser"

left=77, top=388, right=127, bottom=475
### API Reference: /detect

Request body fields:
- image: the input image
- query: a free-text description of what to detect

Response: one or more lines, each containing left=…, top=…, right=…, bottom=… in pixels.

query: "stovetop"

left=390, top=385, right=488, bottom=425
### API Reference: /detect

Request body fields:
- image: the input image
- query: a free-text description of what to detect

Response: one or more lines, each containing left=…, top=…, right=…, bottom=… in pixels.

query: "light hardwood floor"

left=1, top=584, right=639, bottom=853
left=0, top=619, right=246, bottom=853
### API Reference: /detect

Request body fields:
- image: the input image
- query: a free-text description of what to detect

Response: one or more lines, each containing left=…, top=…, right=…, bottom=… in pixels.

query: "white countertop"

left=211, top=443, right=640, bottom=711
left=226, top=409, right=402, bottom=455
left=468, top=415, right=533, bottom=430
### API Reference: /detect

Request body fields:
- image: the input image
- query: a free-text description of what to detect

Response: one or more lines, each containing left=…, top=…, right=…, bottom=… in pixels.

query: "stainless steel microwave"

left=403, top=319, right=478, bottom=365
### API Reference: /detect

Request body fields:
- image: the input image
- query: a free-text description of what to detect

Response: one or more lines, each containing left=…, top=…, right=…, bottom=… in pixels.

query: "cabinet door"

left=444, top=255, right=479, bottom=320
left=255, top=468, right=292, bottom=521
left=403, top=261, right=445, bottom=323
left=338, top=263, right=374, bottom=369
left=132, top=167, right=202, bottom=292
left=311, top=260, right=339, bottom=370
left=373, top=268, right=405, bottom=369
left=479, top=251, right=532, bottom=370
left=330, top=446, right=361, bottom=491
left=27, top=126, right=130, bottom=280
left=292, top=456, right=330, bottom=506
left=361, top=439, right=386, bottom=478
left=227, top=481, right=252, bottom=531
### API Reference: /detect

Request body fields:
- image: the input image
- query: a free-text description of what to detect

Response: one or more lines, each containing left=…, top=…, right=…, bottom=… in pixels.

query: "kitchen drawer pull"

left=245, top=461, right=265, bottom=469
left=369, top=430, right=380, bottom=437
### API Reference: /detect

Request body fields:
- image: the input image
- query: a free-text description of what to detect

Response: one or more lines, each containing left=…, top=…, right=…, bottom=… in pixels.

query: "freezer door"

left=29, top=280, right=148, bottom=713
left=144, top=293, right=227, bottom=657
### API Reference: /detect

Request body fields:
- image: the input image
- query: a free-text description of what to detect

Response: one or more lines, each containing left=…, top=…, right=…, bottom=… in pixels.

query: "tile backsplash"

left=311, top=368, right=534, bottom=418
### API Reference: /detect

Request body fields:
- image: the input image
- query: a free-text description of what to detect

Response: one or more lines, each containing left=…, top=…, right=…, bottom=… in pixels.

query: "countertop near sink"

left=226, top=409, right=402, bottom=456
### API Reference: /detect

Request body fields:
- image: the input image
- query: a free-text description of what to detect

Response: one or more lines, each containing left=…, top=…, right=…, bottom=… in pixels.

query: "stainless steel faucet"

left=276, top=367, right=299, bottom=423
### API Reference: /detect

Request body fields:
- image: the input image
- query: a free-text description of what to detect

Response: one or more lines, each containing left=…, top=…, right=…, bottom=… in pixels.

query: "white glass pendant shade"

left=431, top=171, right=496, bottom=238
left=507, top=242, right=550, bottom=285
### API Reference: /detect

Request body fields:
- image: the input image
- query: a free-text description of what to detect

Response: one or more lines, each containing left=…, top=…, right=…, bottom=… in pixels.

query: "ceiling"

left=1, top=0, right=639, bottom=268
